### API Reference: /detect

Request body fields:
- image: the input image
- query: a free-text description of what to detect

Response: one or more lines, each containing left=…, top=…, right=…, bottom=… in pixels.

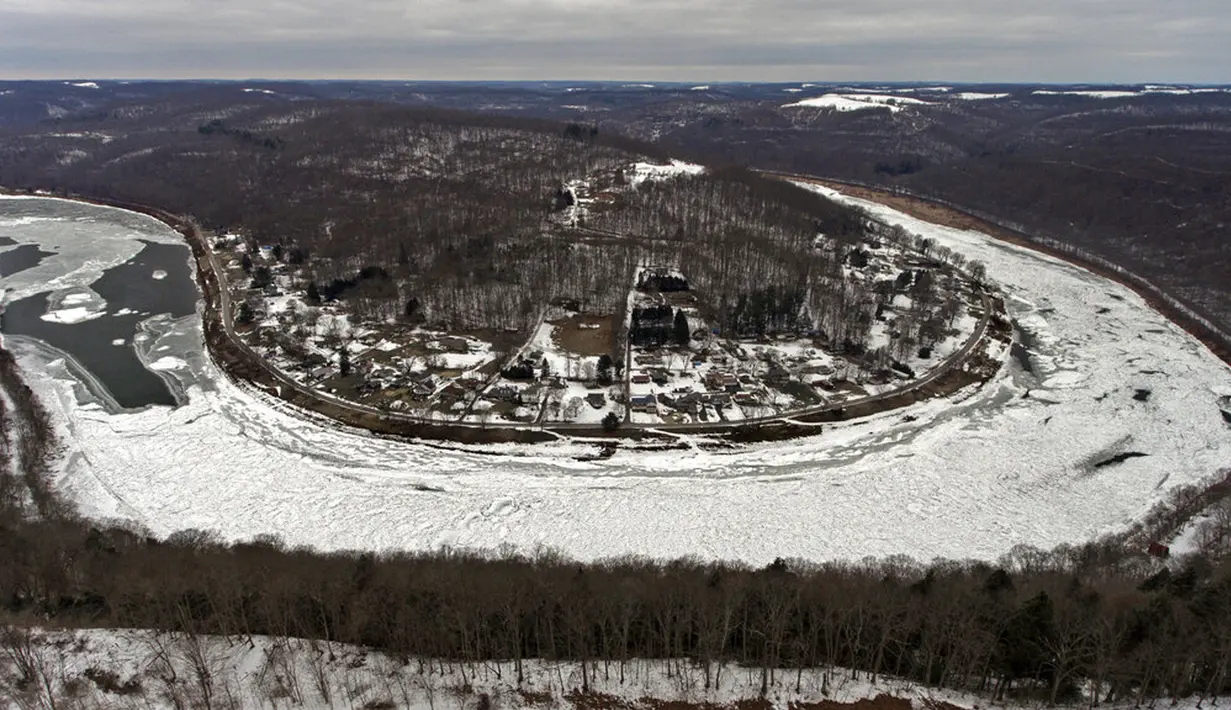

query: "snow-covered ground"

left=782, top=94, right=930, bottom=112
left=0, top=628, right=991, bottom=710
left=951, top=92, right=1010, bottom=101
left=627, top=159, right=705, bottom=187
left=4, top=627, right=1222, bottom=710
left=1032, top=89, right=1139, bottom=99
left=4, top=193, right=1231, bottom=565
left=1028, top=88, right=1231, bottom=99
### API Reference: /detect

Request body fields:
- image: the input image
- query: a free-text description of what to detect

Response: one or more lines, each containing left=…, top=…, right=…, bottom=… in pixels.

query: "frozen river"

left=3, top=192, right=1230, bottom=564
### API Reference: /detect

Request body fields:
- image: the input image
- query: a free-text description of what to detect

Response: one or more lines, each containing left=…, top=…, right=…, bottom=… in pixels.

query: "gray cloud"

left=0, top=0, right=1228, bottom=81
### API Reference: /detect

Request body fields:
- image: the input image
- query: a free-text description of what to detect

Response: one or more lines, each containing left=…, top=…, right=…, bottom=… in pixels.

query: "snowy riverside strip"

left=3, top=190, right=1230, bottom=564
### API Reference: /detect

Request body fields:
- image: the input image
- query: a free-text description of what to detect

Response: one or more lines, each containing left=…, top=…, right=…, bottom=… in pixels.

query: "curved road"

left=188, top=201, right=997, bottom=438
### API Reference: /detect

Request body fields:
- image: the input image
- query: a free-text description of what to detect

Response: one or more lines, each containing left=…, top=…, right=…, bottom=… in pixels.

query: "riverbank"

left=791, top=176, right=1231, bottom=369
left=1, top=187, right=1006, bottom=448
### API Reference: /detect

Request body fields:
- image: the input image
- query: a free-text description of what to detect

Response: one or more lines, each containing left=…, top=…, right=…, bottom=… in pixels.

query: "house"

left=802, top=363, right=836, bottom=376
left=734, top=392, right=760, bottom=406
left=649, top=369, right=670, bottom=386
left=765, top=367, right=790, bottom=385
left=439, top=337, right=471, bottom=353
left=410, top=382, right=435, bottom=400
left=487, top=386, right=522, bottom=404
left=675, top=393, right=704, bottom=414
left=585, top=393, right=606, bottom=409
left=631, top=373, right=651, bottom=385
left=630, top=395, right=657, bottom=413
left=721, top=375, right=742, bottom=393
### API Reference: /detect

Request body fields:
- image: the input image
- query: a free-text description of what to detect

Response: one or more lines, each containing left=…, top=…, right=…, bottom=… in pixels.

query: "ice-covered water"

left=0, top=197, right=197, bottom=408
left=4, top=193, right=1231, bottom=564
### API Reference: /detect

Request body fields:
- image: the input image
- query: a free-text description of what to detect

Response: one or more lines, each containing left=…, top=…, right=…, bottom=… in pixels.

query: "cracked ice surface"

left=5, top=193, right=1231, bottom=565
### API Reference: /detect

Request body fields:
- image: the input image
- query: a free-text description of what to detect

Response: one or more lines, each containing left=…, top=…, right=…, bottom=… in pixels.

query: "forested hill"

left=0, top=94, right=870, bottom=333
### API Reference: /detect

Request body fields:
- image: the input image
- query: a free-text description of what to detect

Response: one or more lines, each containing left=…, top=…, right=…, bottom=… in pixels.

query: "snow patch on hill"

left=952, top=92, right=1010, bottom=101
left=783, top=94, right=930, bottom=112
left=628, top=159, right=705, bottom=186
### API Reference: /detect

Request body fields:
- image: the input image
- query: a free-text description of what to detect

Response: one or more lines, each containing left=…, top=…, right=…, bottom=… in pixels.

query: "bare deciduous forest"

left=0, top=96, right=879, bottom=342
left=3, top=84, right=1231, bottom=706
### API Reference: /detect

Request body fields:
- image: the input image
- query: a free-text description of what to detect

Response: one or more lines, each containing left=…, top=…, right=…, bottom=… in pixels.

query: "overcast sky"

left=0, top=0, right=1228, bottom=83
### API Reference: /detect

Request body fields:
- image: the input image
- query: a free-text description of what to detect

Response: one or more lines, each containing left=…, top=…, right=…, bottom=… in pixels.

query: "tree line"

left=2, top=340, right=1231, bottom=706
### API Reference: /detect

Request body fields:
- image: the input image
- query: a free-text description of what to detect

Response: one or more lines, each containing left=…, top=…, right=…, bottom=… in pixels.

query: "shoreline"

left=1, top=186, right=1007, bottom=447
left=777, top=174, right=1231, bottom=370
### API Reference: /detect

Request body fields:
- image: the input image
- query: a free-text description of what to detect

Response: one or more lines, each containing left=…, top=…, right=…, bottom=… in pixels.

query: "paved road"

left=189, top=198, right=996, bottom=437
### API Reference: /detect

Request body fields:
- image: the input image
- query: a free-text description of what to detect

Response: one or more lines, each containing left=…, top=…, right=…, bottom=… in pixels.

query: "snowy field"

left=3, top=193, right=1231, bottom=564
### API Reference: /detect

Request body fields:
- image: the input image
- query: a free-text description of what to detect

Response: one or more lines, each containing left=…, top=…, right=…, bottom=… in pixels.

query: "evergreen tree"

left=251, top=266, right=272, bottom=289
left=672, top=309, right=691, bottom=347
left=236, top=301, right=254, bottom=325
left=339, top=346, right=351, bottom=377
left=602, top=411, right=621, bottom=431
left=596, top=354, right=614, bottom=386
left=306, top=281, right=321, bottom=305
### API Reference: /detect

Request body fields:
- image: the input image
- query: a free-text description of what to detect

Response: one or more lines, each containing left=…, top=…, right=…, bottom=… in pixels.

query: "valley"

left=2, top=180, right=1227, bottom=563
left=3, top=82, right=1231, bottom=709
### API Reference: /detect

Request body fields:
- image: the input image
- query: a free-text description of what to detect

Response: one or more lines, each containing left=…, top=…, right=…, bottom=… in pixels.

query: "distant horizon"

left=4, top=0, right=1227, bottom=85
left=4, top=78, right=1230, bottom=87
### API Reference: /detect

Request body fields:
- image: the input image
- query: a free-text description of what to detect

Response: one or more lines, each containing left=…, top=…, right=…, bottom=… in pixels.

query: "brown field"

left=550, top=314, right=617, bottom=357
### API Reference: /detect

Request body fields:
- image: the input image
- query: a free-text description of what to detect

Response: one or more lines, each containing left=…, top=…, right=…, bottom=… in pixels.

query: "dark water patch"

left=1133, top=388, right=1152, bottom=402
left=0, top=243, right=55, bottom=277
left=90, top=241, right=197, bottom=320
left=0, top=236, right=16, bottom=247
left=2, top=293, right=175, bottom=407
left=1010, top=342, right=1034, bottom=374
left=1010, top=322, right=1036, bottom=374
left=0, top=240, right=197, bottom=409
left=1094, top=451, right=1149, bottom=468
